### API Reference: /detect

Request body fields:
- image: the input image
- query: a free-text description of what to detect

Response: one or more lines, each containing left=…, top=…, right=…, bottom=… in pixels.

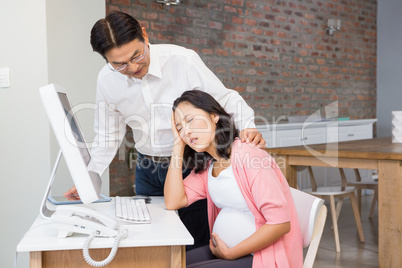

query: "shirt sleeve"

left=186, top=51, right=256, bottom=131
left=183, top=170, right=208, bottom=206
left=87, top=79, right=127, bottom=176
left=251, top=165, right=291, bottom=225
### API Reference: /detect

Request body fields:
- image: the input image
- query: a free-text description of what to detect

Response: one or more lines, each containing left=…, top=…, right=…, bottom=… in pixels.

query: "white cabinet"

left=302, top=127, right=327, bottom=145
left=257, top=119, right=377, bottom=188
left=327, top=122, right=373, bottom=143
left=271, top=127, right=327, bottom=147
left=276, top=129, right=304, bottom=147
left=259, top=119, right=376, bottom=148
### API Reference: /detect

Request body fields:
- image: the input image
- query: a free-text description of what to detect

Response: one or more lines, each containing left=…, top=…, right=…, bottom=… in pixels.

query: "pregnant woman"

left=164, top=90, right=303, bottom=268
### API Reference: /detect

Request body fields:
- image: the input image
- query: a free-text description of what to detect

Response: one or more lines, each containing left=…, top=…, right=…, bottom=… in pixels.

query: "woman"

left=164, top=90, right=303, bottom=268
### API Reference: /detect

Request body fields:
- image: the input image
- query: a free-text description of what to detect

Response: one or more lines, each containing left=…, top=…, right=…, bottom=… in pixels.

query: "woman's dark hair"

left=90, top=11, right=145, bottom=59
left=172, top=90, right=239, bottom=174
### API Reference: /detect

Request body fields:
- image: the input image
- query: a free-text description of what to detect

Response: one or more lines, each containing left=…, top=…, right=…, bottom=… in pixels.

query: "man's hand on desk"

left=64, top=185, right=81, bottom=200
left=239, top=128, right=266, bottom=149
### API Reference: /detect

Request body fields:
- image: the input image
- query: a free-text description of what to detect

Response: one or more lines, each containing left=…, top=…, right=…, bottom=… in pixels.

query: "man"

left=67, top=11, right=265, bottom=249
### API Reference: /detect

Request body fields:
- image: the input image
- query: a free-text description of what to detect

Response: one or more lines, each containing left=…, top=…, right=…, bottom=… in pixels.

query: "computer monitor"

left=39, top=83, right=102, bottom=218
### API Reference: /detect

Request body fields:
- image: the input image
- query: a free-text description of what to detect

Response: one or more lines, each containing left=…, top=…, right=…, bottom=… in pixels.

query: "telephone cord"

left=82, top=228, right=128, bottom=267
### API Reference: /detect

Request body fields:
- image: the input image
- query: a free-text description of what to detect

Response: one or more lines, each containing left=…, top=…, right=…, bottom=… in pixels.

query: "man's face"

left=105, top=35, right=150, bottom=80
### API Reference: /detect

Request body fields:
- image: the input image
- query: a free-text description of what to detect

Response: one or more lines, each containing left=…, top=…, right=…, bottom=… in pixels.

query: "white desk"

left=17, top=197, right=193, bottom=268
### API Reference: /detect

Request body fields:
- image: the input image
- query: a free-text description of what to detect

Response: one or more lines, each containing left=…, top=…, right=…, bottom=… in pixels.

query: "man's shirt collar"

left=147, top=43, right=162, bottom=79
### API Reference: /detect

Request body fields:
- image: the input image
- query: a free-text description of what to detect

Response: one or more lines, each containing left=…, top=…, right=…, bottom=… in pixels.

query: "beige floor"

left=310, top=193, right=379, bottom=267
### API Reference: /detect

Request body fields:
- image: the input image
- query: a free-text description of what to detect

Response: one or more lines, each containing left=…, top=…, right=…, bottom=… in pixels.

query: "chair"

left=304, top=166, right=365, bottom=252
left=342, top=168, right=378, bottom=219
left=290, top=187, right=327, bottom=268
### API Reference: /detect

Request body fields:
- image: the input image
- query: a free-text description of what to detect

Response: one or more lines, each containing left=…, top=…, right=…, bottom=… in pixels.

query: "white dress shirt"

left=88, top=43, right=256, bottom=175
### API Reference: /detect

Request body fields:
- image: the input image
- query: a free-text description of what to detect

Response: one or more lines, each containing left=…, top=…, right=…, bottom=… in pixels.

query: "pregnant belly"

left=212, top=208, right=256, bottom=248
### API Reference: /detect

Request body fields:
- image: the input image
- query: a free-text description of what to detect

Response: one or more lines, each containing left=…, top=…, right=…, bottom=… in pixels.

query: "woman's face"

left=174, top=101, right=219, bottom=153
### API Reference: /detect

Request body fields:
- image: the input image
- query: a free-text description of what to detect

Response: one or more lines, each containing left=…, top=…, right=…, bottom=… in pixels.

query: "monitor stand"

left=40, top=149, right=62, bottom=219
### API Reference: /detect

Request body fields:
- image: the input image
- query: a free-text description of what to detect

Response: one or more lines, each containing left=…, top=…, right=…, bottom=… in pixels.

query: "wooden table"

left=267, top=137, right=402, bottom=268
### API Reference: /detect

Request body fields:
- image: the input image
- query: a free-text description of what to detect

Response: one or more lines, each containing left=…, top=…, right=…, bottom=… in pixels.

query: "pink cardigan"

left=183, top=139, right=303, bottom=268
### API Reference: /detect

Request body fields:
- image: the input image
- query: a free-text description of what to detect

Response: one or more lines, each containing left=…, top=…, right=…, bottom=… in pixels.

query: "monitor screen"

left=58, top=92, right=91, bottom=165
left=39, top=84, right=101, bottom=205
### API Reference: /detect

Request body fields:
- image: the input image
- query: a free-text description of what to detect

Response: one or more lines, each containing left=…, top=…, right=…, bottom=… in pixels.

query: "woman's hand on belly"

left=210, top=222, right=291, bottom=260
left=209, top=233, right=236, bottom=260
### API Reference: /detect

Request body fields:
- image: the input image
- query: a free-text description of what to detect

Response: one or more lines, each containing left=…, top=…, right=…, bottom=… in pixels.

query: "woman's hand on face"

left=171, top=112, right=186, bottom=151
left=209, top=233, right=235, bottom=260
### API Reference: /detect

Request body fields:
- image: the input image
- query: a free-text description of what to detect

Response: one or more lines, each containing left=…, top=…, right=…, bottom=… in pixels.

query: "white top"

left=208, top=165, right=256, bottom=248
left=88, top=43, right=256, bottom=175
left=16, top=197, right=193, bottom=252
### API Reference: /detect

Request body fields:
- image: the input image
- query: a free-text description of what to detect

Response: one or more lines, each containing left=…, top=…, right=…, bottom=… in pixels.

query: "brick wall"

left=106, top=0, right=377, bottom=194
left=109, top=126, right=136, bottom=196
left=107, top=0, right=377, bottom=120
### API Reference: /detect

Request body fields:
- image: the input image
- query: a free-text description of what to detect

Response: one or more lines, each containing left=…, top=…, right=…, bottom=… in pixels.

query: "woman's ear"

left=211, top=113, right=219, bottom=124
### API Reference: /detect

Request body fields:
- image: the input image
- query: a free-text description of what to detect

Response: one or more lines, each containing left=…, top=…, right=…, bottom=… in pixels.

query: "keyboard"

left=115, top=196, right=151, bottom=224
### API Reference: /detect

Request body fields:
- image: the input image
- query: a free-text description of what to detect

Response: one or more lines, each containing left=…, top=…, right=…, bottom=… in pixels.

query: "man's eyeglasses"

left=107, top=42, right=147, bottom=72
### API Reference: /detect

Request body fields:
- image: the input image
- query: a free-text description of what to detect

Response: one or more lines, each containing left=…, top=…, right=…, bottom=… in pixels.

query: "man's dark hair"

left=172, top=90, right=239, bottom=174
left=90, top=11, right=144, bottom=59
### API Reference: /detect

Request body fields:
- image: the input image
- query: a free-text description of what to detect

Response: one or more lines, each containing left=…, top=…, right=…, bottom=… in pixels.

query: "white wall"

left=377, top=0, right=402, bottom=137
left=0, top=1, right=50, bottom=267
left=45, top=0, right=108, bottom=196
left=0, top=1, right=105, bottom=267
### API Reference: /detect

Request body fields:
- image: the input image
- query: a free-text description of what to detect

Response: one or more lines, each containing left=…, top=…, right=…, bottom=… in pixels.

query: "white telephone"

left=52, top=205, right=119, bottom=238
left=51, top=205, right=128, bottom=267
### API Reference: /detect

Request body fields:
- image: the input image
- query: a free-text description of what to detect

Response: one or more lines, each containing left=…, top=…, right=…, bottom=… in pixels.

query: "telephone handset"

left=51, top=205, right=128, bottom=267
left=51, top=205, right=119, bottom=238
